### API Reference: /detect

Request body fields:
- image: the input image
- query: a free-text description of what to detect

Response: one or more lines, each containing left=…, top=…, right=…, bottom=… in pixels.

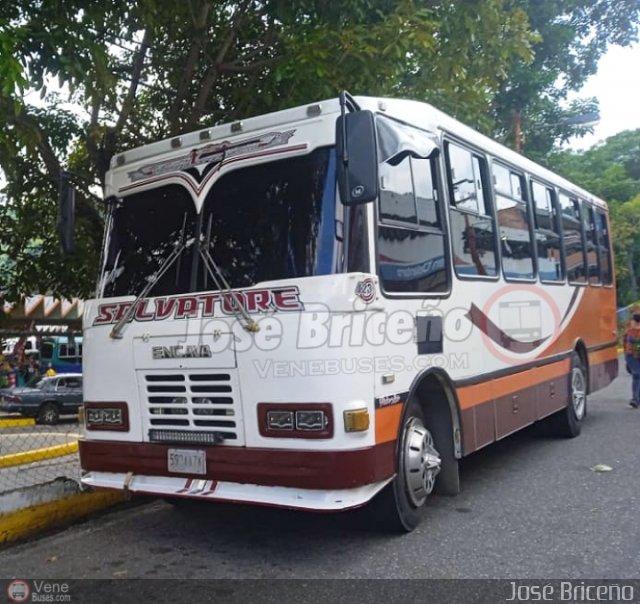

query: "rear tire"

left=37, top=402, right=60, bottom=425
left=548, top=352, right=586, bottom=438
left=370, top=402, right=441, bottom=532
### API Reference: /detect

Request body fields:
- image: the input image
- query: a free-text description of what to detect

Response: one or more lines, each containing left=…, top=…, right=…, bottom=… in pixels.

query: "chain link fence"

left=0, top=412, right=82, bottom=500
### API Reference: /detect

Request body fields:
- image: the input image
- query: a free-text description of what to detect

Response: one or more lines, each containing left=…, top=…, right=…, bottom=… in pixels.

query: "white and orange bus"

left=77, top=93, right=618, bottom=531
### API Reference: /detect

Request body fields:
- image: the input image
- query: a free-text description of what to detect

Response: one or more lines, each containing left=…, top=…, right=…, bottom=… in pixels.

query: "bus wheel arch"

left=573, top=339, right=590, bottom=395
left=370, top=369, right=461, bottom=532
left=411, top=369, right=462, bottom=497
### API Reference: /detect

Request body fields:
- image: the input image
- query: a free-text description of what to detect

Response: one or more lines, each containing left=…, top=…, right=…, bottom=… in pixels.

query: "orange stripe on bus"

left=375, top=404, right=404, bottom=444
left=539, top=286, right=617, bottom=358
left=457, top=357, right=570, bottom=410
left=588, top=346, right=618, bottom=365
left=374, top=352, right=600, bottom=442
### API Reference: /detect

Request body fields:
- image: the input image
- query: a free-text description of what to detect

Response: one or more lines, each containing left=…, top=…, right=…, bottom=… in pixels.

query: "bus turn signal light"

left=344, top=409, right=370, bottom=432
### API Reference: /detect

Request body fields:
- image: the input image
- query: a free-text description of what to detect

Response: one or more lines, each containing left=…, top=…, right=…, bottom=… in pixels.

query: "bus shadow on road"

left=151, top=416, right=579, bottom=542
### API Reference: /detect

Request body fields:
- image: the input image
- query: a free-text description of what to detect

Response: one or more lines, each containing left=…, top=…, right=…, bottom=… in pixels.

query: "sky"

left=567, top=42, right=640, bottom=150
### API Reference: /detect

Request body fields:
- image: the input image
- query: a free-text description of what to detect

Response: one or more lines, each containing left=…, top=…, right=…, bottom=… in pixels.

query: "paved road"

left=2, top=368, right=639, bottom=581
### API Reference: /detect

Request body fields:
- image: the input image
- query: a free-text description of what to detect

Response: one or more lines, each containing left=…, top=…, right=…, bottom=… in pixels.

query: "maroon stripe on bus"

left=79, top=440, right=396, bottom=490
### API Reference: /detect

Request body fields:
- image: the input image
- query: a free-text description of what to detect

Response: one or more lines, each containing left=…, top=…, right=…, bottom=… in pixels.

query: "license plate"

left=167, top=449, right=206, bottom=475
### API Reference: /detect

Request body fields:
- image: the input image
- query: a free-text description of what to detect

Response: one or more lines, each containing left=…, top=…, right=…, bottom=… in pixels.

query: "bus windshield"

left=102, top=147, right=338, bottom=297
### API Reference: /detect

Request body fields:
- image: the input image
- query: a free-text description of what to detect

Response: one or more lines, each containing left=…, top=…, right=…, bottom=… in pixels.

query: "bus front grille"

left=141, top=371, right=240, bottom=443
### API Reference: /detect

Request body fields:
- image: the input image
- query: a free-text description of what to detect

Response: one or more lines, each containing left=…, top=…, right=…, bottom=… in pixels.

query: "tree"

left=491, top=0, right=640, bottom=160
left=611, top=196, right=640, bottom=303
left=0, top=0, right=535, bottom=303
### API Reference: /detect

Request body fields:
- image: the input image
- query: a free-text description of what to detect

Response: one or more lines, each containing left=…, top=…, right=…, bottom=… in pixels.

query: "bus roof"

left=108, top=95, right=607, bottom=211
left=355, top=96, right=608, bottom=210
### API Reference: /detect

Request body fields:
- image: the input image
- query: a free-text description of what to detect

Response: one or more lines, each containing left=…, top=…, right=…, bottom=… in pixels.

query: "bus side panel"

left=587, top=346, right=619, bottom=393
left=457, top=357, right=572, bottom=456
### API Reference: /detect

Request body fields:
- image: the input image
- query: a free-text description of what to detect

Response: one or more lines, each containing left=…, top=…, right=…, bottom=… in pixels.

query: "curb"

left=0, top=442, right=79, bottom=469
left=0, top=418, right=35, bottom=428
left=0, top=489, right=127, bottom=545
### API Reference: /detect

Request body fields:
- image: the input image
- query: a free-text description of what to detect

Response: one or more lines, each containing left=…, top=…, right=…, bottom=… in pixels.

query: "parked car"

left=0, top=373, right=83, bottom=424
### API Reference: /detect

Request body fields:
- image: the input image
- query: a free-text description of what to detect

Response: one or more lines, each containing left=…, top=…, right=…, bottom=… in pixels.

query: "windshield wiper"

left=198, top=214, right=259, bottom=333
left=110, top=213, right=193, bottom=339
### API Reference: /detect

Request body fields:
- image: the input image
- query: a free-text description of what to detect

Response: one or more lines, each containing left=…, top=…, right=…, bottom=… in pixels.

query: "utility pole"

left=514, top=110, right=522, bottom=154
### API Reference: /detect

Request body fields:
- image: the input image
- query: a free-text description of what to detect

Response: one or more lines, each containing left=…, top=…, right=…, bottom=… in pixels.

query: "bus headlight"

left=266, top=410, right=294, bottom=430
left=84, top=402, right=129, bottom=431
left=258, top=403, right=333, bottom=438
left=295, top=410, right=326, bottom=431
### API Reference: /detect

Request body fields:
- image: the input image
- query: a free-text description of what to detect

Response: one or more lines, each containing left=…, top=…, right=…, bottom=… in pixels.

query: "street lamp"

left=514, top=111, right=600, bottom=153
left=558, top=111, right=601, bottom=128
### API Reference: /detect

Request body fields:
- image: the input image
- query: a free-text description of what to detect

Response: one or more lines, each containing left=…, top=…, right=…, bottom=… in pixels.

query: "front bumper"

left=79, top=439, right=396, bottom=509
left=81, top=470, right=391, bottom=511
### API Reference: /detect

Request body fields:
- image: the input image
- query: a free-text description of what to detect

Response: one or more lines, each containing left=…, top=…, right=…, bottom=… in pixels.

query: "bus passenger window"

left=493, top=163, right=534, bottom=280
left=558, top=192, right=587, bottom=284
left=596, top=210, right=613, bottom=285
left=446, top=142, right=497, bottom=277
left=377, top=148, right=448, bottom=293
left=378, top=227, right=447, bottom=293
left=531, top=181, right=563, bottom=282
left=584, top=204, right=601, bottom=285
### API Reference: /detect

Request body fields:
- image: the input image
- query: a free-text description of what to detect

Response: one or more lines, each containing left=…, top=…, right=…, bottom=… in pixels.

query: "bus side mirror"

left=58, top=171, right=76, bottom=255
left=336, top=111, right=378, bottom=206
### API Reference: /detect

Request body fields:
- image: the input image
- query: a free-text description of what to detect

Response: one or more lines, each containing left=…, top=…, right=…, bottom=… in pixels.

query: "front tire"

left=370, top=402, right=441, bottom=532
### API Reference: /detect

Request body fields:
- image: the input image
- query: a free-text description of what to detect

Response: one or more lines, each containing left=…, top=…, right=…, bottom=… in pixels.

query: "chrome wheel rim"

left=572, top=367, right=586, bottom=420
left=402, top=417, right=441, bottom=507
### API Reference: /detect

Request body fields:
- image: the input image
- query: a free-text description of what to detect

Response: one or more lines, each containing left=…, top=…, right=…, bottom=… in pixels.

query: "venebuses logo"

left=6, top=580, right=72, bottom=602
left=7, top=580, right=30, bottom=603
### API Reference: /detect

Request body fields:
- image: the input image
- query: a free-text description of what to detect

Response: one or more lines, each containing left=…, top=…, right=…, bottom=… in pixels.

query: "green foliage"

left=0, top=0, right=638, bottom=304
left=492, top=0, right=640, bottom=158
left=0, top=0, right=535, bottom=302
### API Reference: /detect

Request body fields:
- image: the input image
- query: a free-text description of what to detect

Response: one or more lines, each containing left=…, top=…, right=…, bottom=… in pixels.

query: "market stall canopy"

left=0, top=296, right=84, bottom=337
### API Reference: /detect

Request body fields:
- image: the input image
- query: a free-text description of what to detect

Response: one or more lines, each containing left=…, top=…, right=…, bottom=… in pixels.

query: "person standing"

left=624, top=304, right=640, bottom=408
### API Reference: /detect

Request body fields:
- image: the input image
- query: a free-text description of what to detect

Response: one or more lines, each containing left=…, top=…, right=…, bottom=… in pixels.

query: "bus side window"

left=377, top=152, right=448, bottom=294
left=492, top=162, right=535, bottom=280
left=445, top=142, right=497, bottom=278
left=596, top=209, right=613, bottom=285
left=531, top=181, right=563, bottom=282
left=584, top=203, right=601, bottom=285
left=558, top=192, right=587, bottom=284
